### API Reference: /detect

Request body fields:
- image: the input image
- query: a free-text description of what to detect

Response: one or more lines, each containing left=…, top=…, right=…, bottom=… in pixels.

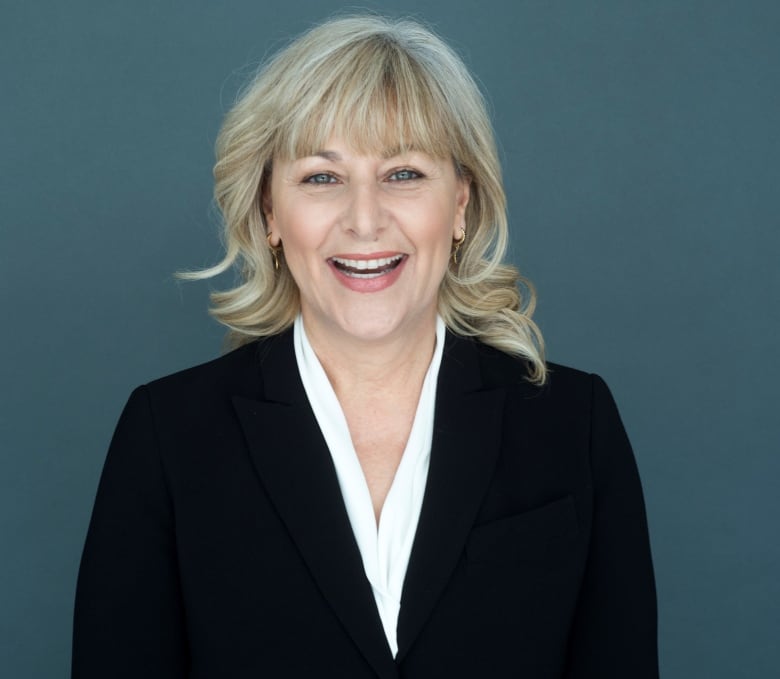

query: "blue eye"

left=389, top=169, right=422, bottom=181
left=304, top=173, right=337, bottom=184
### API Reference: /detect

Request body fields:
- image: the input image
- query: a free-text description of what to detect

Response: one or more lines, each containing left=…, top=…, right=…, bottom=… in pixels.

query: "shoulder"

left=120, top=333, right=293, bottom=435
left=445, top=333, right=623, bottom=440
left=450, top=332, right=602, bottom=400
left=142, top=332, right=289, bottom=402
left=110, top=333, right=293, bottom=467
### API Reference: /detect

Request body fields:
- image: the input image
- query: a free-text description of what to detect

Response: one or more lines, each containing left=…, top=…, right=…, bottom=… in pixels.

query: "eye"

left=388, top=168, right=423, bottom=182
left=303, top=172, right=338, bottom=184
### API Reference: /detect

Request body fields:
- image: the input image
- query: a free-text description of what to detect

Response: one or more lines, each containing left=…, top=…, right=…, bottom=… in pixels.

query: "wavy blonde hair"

left=185, top=14, right=546, bottom=383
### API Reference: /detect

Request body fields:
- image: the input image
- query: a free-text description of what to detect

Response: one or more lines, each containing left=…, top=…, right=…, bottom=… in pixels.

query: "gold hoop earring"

left=266, top=232, right=282, bottom=270
left=452, top=228, right=466, bottom=264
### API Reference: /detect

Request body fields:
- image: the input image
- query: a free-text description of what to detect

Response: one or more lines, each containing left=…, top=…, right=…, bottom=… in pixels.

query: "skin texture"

left=264, top=137, right=469, bottom=354
left=263, top=138, right=470, bottom=518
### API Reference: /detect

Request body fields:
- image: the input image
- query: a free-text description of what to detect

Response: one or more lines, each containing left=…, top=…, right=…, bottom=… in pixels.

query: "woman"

left=73, top=15, right=657, bottom=678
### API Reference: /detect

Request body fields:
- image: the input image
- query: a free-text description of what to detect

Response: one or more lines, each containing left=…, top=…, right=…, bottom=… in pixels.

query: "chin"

left=338, top=306, right=435, bottom=343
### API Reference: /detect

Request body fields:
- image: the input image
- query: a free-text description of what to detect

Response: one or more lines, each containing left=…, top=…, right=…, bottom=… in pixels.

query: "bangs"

left=273, top=36, right=456, bottom=161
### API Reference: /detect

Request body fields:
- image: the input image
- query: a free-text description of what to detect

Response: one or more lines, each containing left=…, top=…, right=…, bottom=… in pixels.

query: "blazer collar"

left=232, top=330, right=399, bottom=679
left=396, top=332, right=506, bottom=661
left=232, top=330, right=506, bottom=674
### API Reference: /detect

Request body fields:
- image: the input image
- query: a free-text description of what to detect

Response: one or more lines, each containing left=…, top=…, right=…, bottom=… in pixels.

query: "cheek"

left=412, top=209, right=458, bottom=284
left=424, top=202, right=460, bottom=251
left=274, top=206, right=323, bottom=254
left=275, top=213, right=337, bottom=302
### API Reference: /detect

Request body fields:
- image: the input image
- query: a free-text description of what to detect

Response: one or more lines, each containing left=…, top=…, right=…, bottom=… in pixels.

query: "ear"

left=261, top=188, right=275, bottom=230
left=260, top=165, right=279, bottom=229
left=453, top=177, right=471, bottom=236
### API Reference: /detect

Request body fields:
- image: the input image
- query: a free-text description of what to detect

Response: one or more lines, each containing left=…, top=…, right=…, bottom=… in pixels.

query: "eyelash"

left=301, top=168, right=424, bottom=184
left=388, top=168, right=423, bottom=181
left=302, top=173, right=338, bottom=185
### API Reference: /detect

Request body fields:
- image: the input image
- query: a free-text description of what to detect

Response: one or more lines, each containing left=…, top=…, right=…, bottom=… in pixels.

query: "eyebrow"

left=381, top=146, right=421, bottom=159
left=304, top=147, right=425, bottom=161
left=308, top=150, right=342, bottom=161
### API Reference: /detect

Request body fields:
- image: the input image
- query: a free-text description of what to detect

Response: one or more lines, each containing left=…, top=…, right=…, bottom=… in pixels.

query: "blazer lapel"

left=231, top=332, right=399, bottom=679
left=396, top=333, right=506, bottom=662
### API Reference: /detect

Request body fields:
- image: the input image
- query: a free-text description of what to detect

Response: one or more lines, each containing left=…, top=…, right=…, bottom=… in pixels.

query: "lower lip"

left=328, top=256, right=407, bottom=293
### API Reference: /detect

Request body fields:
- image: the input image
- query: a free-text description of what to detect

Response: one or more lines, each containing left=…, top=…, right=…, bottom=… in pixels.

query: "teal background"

left=1, top=1, right=778, bottom=676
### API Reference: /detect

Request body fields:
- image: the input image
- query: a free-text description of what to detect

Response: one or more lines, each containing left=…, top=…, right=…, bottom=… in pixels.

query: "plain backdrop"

left=1, top=1, right=778, bottom=677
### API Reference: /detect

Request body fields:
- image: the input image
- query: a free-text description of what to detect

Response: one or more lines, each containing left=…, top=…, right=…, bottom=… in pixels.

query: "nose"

left=342, top=181, right=385, bottom=240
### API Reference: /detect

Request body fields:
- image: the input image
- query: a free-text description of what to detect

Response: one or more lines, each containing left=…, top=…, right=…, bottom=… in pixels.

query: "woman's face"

left=264, top=136, right=470, bottom=345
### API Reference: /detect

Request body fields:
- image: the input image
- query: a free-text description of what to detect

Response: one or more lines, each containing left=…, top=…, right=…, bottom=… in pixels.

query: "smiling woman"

left=185, top=15, right=545, bottom=380
left=73, top=14, right=658, bottom=679
left=264, top=139, right=469, bottom=345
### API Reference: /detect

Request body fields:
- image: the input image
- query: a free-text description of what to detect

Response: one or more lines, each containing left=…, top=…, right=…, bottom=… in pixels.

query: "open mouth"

left=329, top=254, right=406, bottom=279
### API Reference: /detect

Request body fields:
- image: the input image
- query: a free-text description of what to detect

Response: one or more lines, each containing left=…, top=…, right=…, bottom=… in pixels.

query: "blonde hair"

left=185, top=14, right=546, bottom=383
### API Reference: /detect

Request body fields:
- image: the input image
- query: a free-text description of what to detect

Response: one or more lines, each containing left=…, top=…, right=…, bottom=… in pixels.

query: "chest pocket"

left=465, top=495, right=579, bottom=569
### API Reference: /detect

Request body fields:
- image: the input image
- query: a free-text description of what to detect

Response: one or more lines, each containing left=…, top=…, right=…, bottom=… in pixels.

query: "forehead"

left=274, top=89, right=454, bottom=163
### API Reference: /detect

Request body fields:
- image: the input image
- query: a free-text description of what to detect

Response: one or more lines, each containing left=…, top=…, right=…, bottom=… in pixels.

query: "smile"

left=329, top=254, right=406, bottom=279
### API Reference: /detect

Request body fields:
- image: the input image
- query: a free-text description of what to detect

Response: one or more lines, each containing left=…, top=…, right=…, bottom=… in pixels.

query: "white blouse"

left=293, top=315, right=445, bottom=657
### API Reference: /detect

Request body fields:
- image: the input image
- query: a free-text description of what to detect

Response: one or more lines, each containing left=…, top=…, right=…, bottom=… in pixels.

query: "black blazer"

left=73, top=330, right=658, bottom=678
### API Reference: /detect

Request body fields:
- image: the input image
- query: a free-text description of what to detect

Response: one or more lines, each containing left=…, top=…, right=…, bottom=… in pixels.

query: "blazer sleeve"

left=564, top=375, right=659, bottom=678
left=72, top=386, right=189, bottom=678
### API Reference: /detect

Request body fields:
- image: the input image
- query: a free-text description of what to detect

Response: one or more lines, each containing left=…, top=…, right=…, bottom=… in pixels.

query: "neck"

left=300, top=313, right=439, bottom=400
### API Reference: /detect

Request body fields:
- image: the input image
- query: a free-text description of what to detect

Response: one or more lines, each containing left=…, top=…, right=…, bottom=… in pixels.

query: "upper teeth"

left=331, top=255, right=403, bottom=270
